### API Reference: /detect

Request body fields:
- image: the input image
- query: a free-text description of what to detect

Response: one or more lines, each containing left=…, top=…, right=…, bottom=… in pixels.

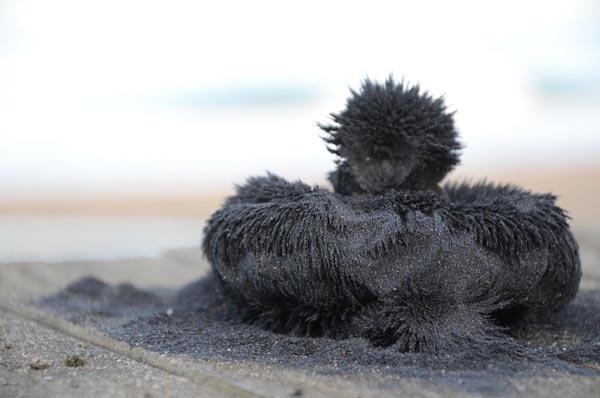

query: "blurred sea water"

left=0, top=215, right=205, bottom=263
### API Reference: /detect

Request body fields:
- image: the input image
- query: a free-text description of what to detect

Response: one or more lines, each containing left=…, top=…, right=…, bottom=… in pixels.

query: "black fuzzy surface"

left=203, top=176, right=580, bottom=356
left=203, top=78, right=582, bottom=357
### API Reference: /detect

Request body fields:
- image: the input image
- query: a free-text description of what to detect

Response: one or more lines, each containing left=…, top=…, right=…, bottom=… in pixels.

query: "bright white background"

left=1, top=0, right=599, bottom=197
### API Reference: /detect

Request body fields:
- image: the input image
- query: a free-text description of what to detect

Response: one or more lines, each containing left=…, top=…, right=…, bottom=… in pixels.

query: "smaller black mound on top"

left=203, top=77, right=580, bottom=355
left=321, top=77, right=461, bottom=193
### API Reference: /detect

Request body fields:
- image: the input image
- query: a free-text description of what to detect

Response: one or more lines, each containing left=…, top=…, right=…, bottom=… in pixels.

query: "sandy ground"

left=1, top=225, right=600, bottom=397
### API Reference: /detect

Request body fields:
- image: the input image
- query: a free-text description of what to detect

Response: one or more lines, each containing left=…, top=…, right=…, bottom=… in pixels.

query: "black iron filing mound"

left=203, top=78, right=581, bottom=354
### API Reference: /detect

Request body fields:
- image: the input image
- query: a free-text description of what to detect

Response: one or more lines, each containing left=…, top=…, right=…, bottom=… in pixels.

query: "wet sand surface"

left=2, top=226, right=600, bottom=397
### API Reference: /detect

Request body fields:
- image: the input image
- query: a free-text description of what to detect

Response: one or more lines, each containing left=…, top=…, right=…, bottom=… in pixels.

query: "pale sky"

left=1, top=0, right=599, bottom=197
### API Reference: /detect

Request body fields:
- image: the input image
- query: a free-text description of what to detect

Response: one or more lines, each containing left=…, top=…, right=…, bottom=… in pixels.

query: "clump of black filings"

left=203, top=77, right=581, bottom=357
left=321, top=77, right=461, bottom=194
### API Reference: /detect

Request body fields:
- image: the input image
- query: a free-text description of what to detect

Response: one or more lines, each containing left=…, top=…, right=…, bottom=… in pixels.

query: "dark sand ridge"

left=38, top=271, right=600, bottom=396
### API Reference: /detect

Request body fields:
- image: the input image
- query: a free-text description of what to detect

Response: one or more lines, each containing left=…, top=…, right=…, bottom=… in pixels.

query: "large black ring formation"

left=203, top=78, right=581, bottom=353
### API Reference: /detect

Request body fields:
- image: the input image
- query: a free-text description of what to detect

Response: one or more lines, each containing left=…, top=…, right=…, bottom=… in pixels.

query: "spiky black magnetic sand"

left=203, top=77, right=581, bottom=356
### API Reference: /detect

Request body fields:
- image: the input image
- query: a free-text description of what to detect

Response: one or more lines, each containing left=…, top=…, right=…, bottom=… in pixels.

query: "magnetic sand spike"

left=203, top=77, right=581, bottom=354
